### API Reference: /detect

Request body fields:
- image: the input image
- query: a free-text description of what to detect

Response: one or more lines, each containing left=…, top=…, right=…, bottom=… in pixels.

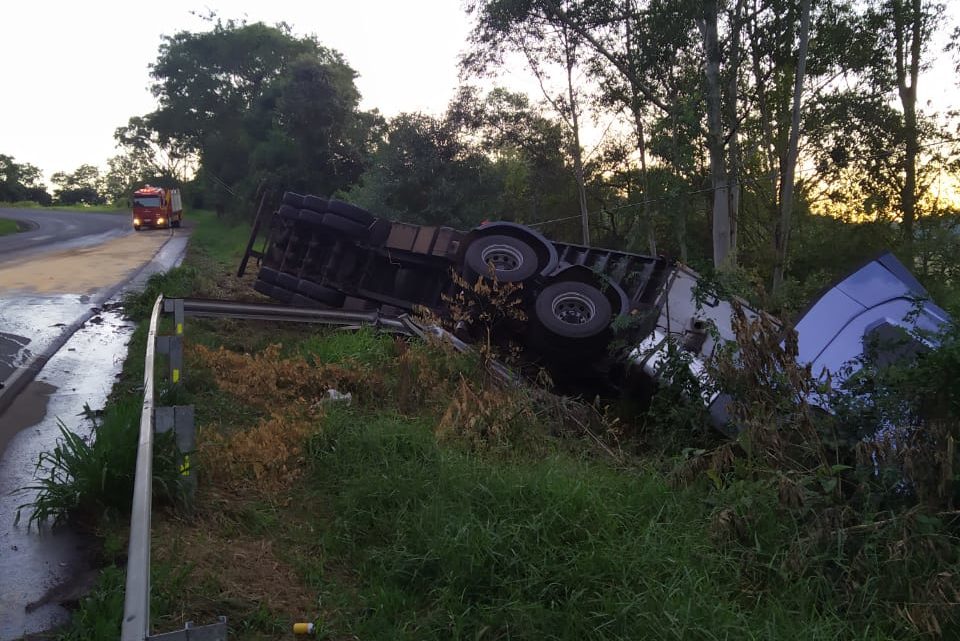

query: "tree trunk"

left=626, top=8, right=656, bottom=255
left=895, top=0, right=922, bottom=262
left=725, top=0, right=746, bottom=265
left=567, top=56, right=591, bottom=246
left=772, top=0, right=811, bottom=294
left=697, top=1, right=732, bottom=269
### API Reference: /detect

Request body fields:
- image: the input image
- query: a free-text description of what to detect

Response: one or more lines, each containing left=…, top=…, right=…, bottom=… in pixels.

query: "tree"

left=345, top=112, right=504, bottom=229
left=0, top=154, right=51, bottom=204
left=465, top=0, right=744, bottom=267
left=101, top=149, right=169, bottom=204
left=50, top=164, right=104, bottom=205
left=134, top=18, right=374, bottom=217
left=465, top=0, right=602, bottom=244
left=447, top=87, right=578, bottom=228
left=771, top=0, right=812, bottom=294
left=114, top=115, right=195, bottom=185
left=802, top=0, right=957, bottom=265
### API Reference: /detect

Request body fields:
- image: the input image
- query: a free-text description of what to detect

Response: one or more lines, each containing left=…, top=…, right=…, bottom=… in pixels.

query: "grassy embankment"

left=39, top=210, right=959, bottom=640
left=0, top=217, right=20, bottom=235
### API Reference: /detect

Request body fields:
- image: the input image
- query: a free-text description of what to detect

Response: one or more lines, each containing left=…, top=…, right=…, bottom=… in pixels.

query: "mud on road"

left=0, top=230, right=171, bottom=295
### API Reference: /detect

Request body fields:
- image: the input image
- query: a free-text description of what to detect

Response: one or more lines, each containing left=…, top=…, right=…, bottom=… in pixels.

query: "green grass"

left=295, top=326, right=395, bottom=366
left=294, top=407, right=896, bottom=640
left=0, top=217, right=20, bottom=235
left=186, top=209, right=252, bottom=267
left=55, top=566, right=125, bottom=641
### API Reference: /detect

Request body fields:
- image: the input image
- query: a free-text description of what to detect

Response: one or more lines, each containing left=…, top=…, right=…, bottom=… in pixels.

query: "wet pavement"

left=0, top=220, right=189, bottom=640
left=0, top=310, right=132, bottom=638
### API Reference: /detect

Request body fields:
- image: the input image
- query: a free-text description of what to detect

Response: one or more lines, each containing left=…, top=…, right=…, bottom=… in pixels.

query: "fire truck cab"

left=132, top=186, right=183, bottom=230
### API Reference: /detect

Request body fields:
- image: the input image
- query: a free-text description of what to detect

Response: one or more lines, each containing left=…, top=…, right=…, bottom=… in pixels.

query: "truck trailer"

left=238, top=192, right=949, bottom=429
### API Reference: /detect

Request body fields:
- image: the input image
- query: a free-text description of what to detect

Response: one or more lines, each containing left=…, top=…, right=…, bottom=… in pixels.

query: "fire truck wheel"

left=320, top=213, right=370, bottom=241
left=282, top=191, right=305, bottom=208
left=133, top=225, right=141, bottom=231
left=296, top=279, right=346, bottom=306
left=464, top=234, right=539, bottom=283
left=326, top=199, right=376, bottom=226
left=278, top=204, right=300, bottom=221
left=302, top=194, right=328, bottom=213
left=534, top=280, right=612, bottom=339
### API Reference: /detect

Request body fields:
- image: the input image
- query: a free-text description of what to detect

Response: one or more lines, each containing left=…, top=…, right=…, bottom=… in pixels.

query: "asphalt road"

left=0, top=208, right=131, bottom=266
left=0, top=218, right=189, bottom=639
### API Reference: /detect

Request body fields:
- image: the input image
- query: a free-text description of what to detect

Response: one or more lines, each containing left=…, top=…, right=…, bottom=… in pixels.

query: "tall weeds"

left=16, top=398, right=184, bottom=529
left=669, top=300, right=960, bottom=637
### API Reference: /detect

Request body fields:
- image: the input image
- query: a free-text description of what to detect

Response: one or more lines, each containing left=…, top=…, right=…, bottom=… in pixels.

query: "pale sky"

left=0, top=1, right=957, bottom=184
left=0, top=0, right=475, bottom=181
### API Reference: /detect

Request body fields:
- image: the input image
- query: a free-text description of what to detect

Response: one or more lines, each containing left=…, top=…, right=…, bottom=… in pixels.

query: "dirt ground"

left=0, top=232, right=169, bottom=294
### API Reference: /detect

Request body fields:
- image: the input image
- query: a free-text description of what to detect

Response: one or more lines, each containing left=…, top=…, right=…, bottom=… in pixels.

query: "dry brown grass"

left=436, top=375, right=539, bottom=452
left=191, top=343, right=381, bottom=411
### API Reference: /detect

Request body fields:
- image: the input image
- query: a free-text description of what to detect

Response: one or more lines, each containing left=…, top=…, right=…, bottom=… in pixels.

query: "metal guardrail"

left=173, top=298, right=517, bottom=383
left=122, top=296, right=226, bottom=641
left=122, top=295, right=161, bottom=641
left=120, top=295, right=515, bottom=640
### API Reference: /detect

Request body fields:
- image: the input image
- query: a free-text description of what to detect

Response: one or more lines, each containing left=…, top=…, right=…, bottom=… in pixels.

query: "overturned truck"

left=238, top=192, right=950, bottom=428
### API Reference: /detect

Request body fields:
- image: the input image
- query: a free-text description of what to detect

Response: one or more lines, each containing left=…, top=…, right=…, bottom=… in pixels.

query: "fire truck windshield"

left=134, top=196, right=161, bottom=208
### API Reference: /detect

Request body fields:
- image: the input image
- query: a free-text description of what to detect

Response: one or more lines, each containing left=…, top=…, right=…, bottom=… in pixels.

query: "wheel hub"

left=551, top=292, right=596, bottom=325
left=481, top=244, right=524, bottom=272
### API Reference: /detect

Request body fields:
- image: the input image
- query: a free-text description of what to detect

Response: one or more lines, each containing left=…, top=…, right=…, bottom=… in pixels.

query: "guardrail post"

left=161, top=299, right=185, bottom=385
left=154, top=405, right=196, bottom=498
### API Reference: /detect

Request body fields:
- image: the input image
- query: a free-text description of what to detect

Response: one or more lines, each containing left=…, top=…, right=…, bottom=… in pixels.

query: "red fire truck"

left=132, top=186, right=183, bottom=230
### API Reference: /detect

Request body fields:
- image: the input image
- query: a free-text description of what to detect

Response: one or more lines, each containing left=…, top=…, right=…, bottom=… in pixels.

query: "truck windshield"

left=134, top=196, right=161, bottom=208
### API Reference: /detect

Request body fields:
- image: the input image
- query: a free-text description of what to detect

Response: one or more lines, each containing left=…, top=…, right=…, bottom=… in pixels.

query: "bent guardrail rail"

left=122, top=295, right=226, bottom=641
left=121, top=295, right=161, bottom=641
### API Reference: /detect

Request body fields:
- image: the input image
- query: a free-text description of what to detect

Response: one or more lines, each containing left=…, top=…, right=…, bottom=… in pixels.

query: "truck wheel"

left=320, top=213, right=370, bottom=241
left=254, top=280, right=292, bottom=303
left=534, top=280, right=612, bottom=339
left=282, top=191, right=305, bottom=208
left=291, top=293, right=328, bottom=309
left=253, top=280, right=275, bottom=298
left=276, top=272, right=300, bottom=291
left=464, top=234, right=539, bottom=283
left=298, top=209, right=326, bottom=227
left=296, top=279, right=346, bottom=307
left=133, top=225, right=141, bottom=231
left=258, top=267, right=281, bottom=285
left=326, top=199, right=376, bottom=226
left=278, top=204, right=300, bottom=221
left=302, top=195, right=328, bottom=213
